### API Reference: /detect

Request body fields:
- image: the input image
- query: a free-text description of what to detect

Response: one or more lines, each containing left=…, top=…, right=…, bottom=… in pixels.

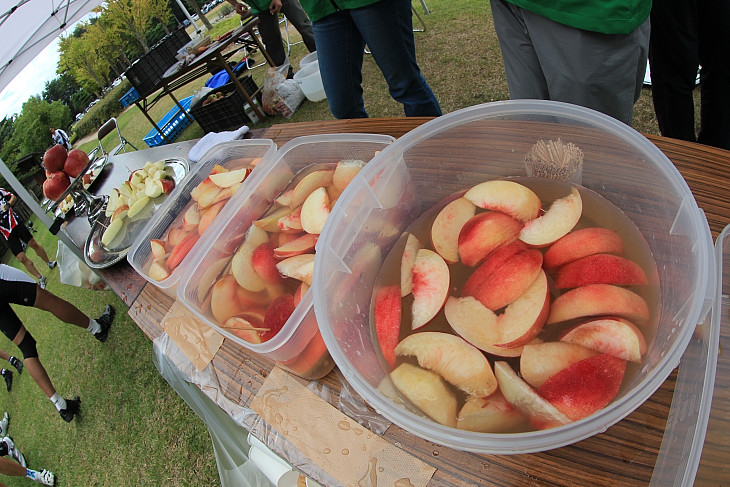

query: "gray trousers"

left=490, top=0, right=650, bottom=125
left=256, top=0, right=316, bottom=66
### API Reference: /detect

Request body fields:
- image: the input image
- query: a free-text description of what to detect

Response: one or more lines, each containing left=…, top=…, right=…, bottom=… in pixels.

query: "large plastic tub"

left=143, top=96, right=194, bottom=148
left=127, top=140, right=277, bottom=297
left=178, top=134, right=396, bottom=380
left=313, top=100, right=717, bottom=455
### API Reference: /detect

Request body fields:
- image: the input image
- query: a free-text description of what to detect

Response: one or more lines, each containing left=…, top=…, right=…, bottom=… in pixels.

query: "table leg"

left=218, top=54, right=267, bottom=122
left=169, top=91, right=195, bottom=124
left=135, top=100, right=172, bottom=145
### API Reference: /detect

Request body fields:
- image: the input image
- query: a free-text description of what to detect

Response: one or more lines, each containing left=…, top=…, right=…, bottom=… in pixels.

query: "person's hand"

left=235, top=3, right=251, bottom=19
left=0, top=203, right=8, bottom=213
left=268, top=0, right=282, bottom=14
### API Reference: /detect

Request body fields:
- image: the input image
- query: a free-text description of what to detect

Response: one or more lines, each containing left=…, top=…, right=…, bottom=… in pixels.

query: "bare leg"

left=27, top=238, right=51, bottom=263
left=14, top=251, right=41, bottom=280
left=33, top=287, right=89, bottom=330
left=0, top=349, right=9, bottom=362
left=11, top=328, right=56, bottom=398
left=0, top=456, right=26, bottom=477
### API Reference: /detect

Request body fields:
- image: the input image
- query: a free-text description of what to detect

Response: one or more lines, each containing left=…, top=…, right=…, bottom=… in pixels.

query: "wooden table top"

left=127, top=117, right=730, bottom=486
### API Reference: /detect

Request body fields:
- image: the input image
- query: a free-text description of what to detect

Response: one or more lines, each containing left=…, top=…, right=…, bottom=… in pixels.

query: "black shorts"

left=4, top=223, right=33, bottom=256
left=0, top=277, right=36, bottom=341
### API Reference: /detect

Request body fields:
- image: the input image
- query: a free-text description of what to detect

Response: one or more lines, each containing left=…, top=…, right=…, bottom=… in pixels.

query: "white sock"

left=50, top=393, right=66, bottom=412
left=26, top=468, right=43, bottom=481
left=87, top=319, right=101, bottom=335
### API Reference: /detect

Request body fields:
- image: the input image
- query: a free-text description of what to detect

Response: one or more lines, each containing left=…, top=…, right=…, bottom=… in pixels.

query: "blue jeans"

left=313, top=0, right=442, bottom=118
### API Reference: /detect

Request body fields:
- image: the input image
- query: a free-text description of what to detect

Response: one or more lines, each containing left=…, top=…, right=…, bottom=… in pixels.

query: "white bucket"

left=293, top=61, right=326, bottom=102
left=299, top=51, right=318, bottom=69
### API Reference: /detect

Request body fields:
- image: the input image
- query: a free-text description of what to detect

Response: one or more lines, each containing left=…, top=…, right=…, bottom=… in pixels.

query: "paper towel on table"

left=162, top=301, right=224, bottom=371
left=189, top=126, right=249, bottom=163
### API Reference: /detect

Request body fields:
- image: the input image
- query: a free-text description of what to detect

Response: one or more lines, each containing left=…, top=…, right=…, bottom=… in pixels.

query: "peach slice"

left=291, top=169, right=335, bottom=208
left=390, top=363, right=457, bottom=428
left=546, top=284, right=650, bottom=326
left=254, top=206, right=294, bottom=232
left=554, top=253, right=649, bottom=289
left=166, top=233, right=198, bottom=271
left=148, top=261, right=170, bottom=281
left=332, top=159, right=366, bottom=194
left=275, top=189, right=294, bottom=207
left=211, top=274, right=247, bottom=323
left=543, top=227, right=624, bottom=270
left=520, top=342, right=597, bottom=388
left=166, top=226, right=189, bottom=248
left=209, top=167, right=250, bottom=188
left=197, top=200, right=226, bottom=236
left=394, top=332, right=497, bottom=397
left=277, top=206, right=303, bottom=233
left=275, top=253, right=315, bottom=286
left=261, top=293, right=296, bottom=342
left=463, top=180, right=541, bottom=223
left=150, top=239, right=166, bottom=262
left=430, top=197, right=476, bottom=264
left=231, top=226, right=270, bottom=292
left=182, top=204, right=201, bottom=232
left=400, top=233, right=422, bottom=297
left=444, top=296, right=523, bottom=358
left=411, top=249, right=450, bottom=329
left=519, top=187, right=582, bottom=247
left=495, top=269, right=550, bottom=348
left=210, top=184, right=238, bottom=206
left=251, top=242, right=283, bottom=284
left=191, top=177, right=222, bottom=210
left=462, top=248, right=543, bottom=311
left=537, top=354, right=627, bottom=421
left=559, top=317, right=647, bottom=362
left=300, top=186, right=331, bottom=235
left=293, top=281, right=310, bottom=306
left=374, top=285, right=402, bottom=368
left=457, top=211, right=522, bottom=267
left=493, top=361, right=571, bottom=430
left=223, top=314, right=265, bottom=344
left=457, top=391, right=528, bottom=433
left=274, top=233, right=317, bottom=258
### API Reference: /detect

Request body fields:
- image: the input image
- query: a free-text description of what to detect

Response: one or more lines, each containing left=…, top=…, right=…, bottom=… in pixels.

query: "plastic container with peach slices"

left=177, top=134, right=396, bottom=380
left=127, top=139, right=277, bottom=297
left=312, top=99, right=721, bottom=466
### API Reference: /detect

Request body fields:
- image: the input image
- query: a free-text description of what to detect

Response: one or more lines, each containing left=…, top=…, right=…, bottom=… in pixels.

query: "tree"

left=104, top=0, right=159, bottom=54
left=148, top=0, right=174, bottom=36
left=3, top=97, right=71, bottom=163
left=59, top=30, right=111, bottom=96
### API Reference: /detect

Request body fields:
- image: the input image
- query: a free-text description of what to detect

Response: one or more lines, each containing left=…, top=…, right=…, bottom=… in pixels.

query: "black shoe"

left=1, top=370, right=11, bottom=392
left=59, top=396, right=81, bottom=423
left=94, top=305, right=115, bottom=342
left=8, top=357, right=22, bottom=374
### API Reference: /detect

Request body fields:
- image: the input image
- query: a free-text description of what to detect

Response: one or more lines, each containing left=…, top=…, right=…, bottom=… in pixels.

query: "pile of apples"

left=203, top=159, right=366, bottom=352
left=42, top=144, right=90, bottom=201
left=374, top=180, right=653, bottom=432
left=101, top=160, right=176, bottom=247
left=146, top=161, right=256, bottom=281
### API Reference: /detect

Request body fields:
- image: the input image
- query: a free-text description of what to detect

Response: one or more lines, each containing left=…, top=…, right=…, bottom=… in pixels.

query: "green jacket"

left=298, top=0, right=382, bottom=23
left=505, top=0, right=651, bottom=34
left=245, top=0, right=270, bottom=15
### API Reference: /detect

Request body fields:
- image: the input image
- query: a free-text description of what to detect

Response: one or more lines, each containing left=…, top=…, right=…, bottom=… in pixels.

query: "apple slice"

left=105, top=189, right=121, bottom=217
left=144, top=178, right=164, bottom=198
left=519, top=187, right=582, bottom=247
left=148, top=261, right=171, bottom=281
left=291, top=169, right=335, bottom=208
left=495, top=269, right=549, bottom=348
left=457, top=391, right=528, bottom=433
left=276, top=253, right=315, bottom=286
left=101, top=218, right=125, bottom=247
left=394, top=332, right=497, bottom=397
left=150, top=238, right=166, bottom=262
left=390, top=363, right=457, bottom=428
left=520, top=342, right=597, bottom=388
left=554, top=253, right=649, bottom=289
left=537, top=354, right=627, bottom=421
left=167, top=226, right=189, bottom=248
left=493, top=361, right=571, bottom=430
left=231, top=225, right=270, bottom=292
left=300, top=186, right=331, bottom=235
left=374, top=285, right=402, bottom=368
left=332, top=159, right=366, bottom=193
left=209, top=167, right=251, bottom=188
left=457, top=211, right=522, bottom=267
left=191, top=177, right=222, bottom=210
left=444, top=296, right=522, bottom=358
left=111, top=204, right=129, bottom=223
left=543, top=227, right=624, bottom=270
left=430, top=197, right=476, bottom=264
left=560, top=317, right=647, bottom=362
left=127, top=195, right=151, bottom=219
left=274, top=233, right=317, bottom=258
left=411, top=249, right=450, bottom=329
left=546, top=284, right=650, bottom=326
left=463, top=180, right=541, bottom=223
left=400, top=233, right=422, bottom=297
left=182, top=204, right=201, bottom=232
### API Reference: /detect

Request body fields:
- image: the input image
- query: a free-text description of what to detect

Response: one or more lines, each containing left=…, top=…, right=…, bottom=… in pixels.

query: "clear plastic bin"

left=127, top=139, right=277, bottom=297
left=177, top=134, right=396, bottom=380
left=313, top=101, right=717, bottom=454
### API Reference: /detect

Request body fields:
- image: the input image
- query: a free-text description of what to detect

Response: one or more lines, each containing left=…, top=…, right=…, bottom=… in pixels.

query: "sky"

left=0, top=38, right=63, bottom=120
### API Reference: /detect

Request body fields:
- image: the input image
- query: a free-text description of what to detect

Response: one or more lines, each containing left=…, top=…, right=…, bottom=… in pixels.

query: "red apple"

left=43, top=144, right=67, bottom=173
left=64, top=149, right=89, bottom=178
left=43, top=171, right=71, bottom=201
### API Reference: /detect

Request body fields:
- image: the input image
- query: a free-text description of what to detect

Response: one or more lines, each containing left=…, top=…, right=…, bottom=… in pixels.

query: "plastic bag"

left=262, top=61, right=305, bottom=119
left=56, top=241, right=109, bottom=290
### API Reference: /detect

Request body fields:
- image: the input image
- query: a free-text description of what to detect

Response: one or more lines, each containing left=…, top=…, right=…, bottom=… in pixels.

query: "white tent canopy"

left=0, top=0, right=104, bottom=94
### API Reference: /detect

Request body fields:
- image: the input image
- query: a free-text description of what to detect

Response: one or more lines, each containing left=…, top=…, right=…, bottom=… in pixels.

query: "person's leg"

left=26, top=238, right=52, bottom=267
left=649, top=0, right=700, bottom=141
left=0, top=456, right=55, bottom=485
left=314, top=10, right=368, bottom=118
left=256, top=9, right=288, bottom=66
left=12, top=252, right=40, bottom=281
left=0, top=349, right=9, bottom=362
left=490, top=0, right=550, bottom=100
left=351, top=0, right=441, bottom=117
left=521, top=10, right=649, bottom=125
left=279, top=0, right=316, bottom=53
left=696, top=0, right=730, bottom=149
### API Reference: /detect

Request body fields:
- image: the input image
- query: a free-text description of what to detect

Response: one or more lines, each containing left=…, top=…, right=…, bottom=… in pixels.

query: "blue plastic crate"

left=120, top=87, right=140, bottom=108
left=143, top=96, right=194, bottom=148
